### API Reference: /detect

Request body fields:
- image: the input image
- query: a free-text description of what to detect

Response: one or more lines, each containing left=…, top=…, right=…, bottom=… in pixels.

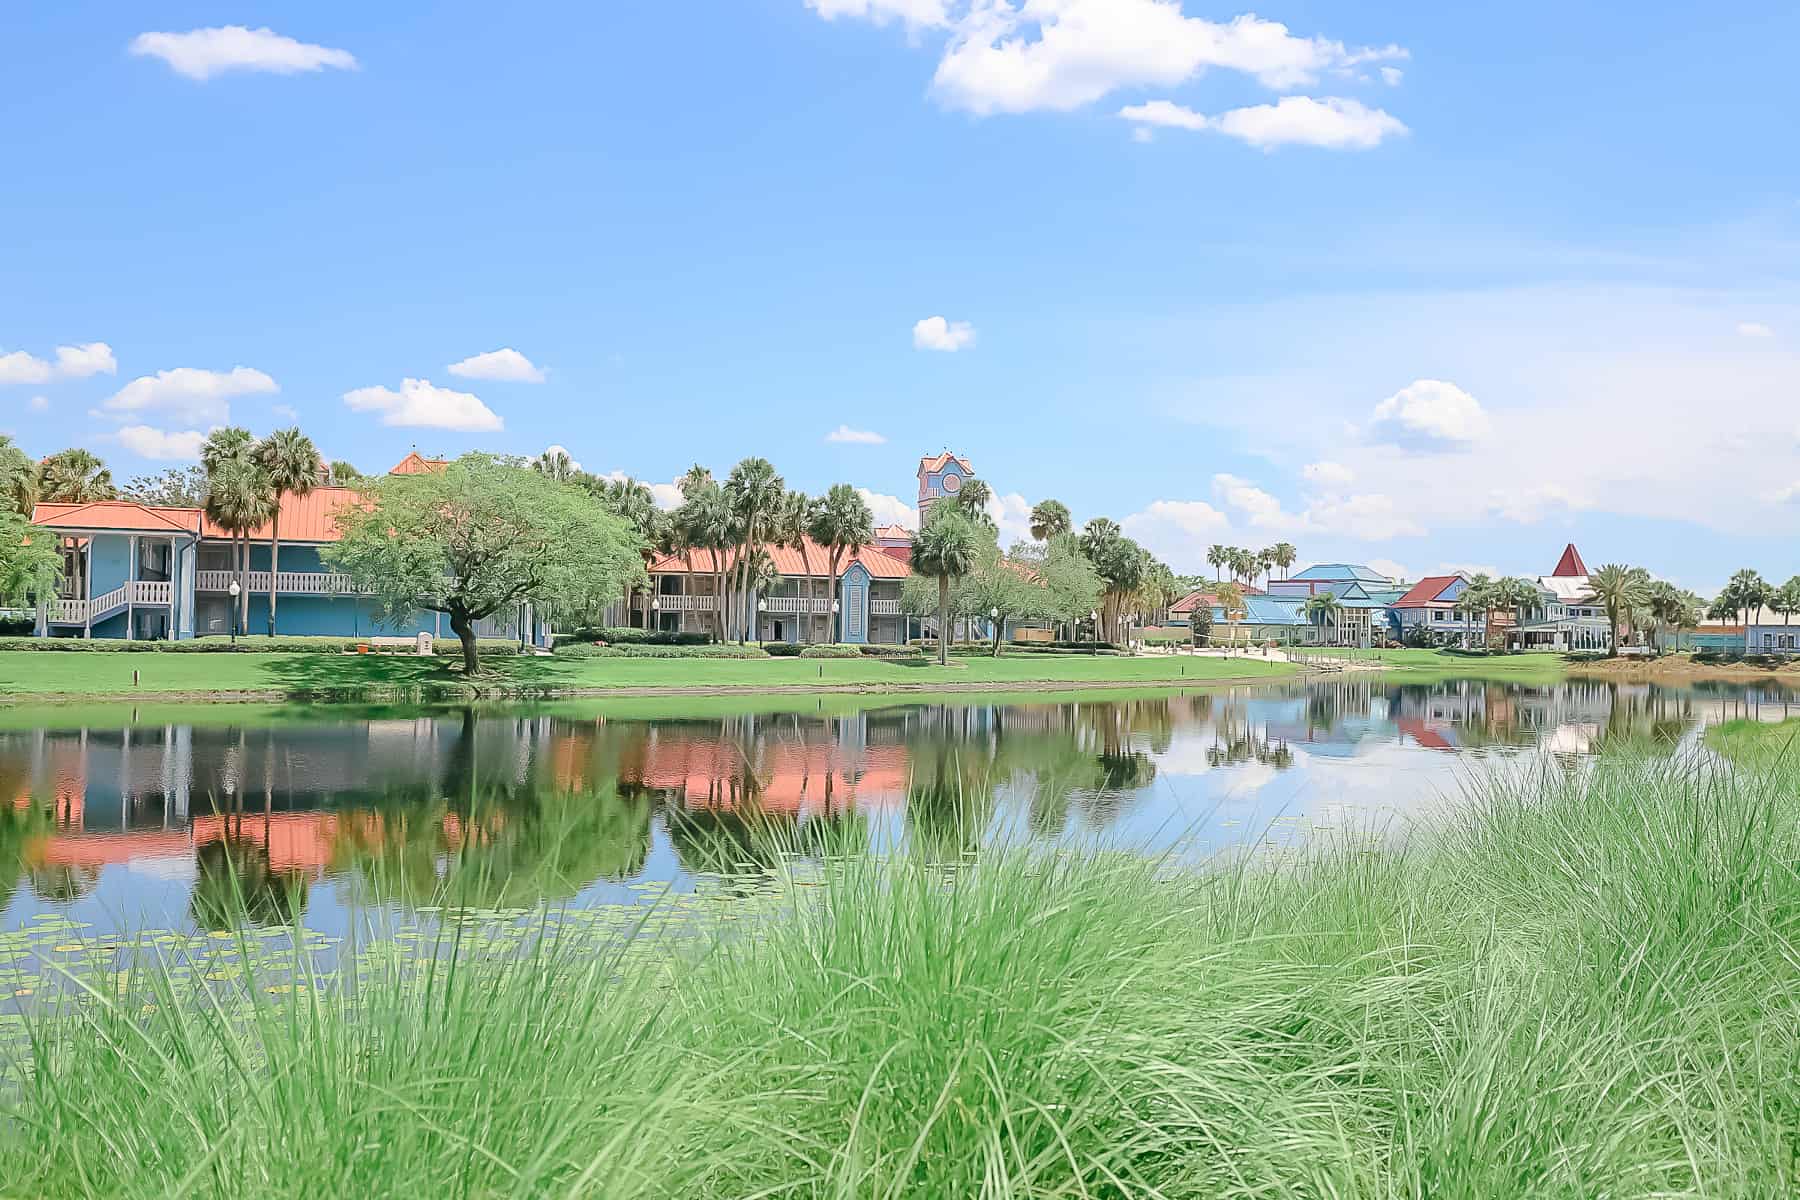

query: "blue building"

left=29, top=453, right=548, bottom=645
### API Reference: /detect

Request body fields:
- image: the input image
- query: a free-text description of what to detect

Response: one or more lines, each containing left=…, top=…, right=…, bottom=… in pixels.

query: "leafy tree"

left=0, top=435, right=37, bottom=516
left=122, top=465, right=208, bottom=508
left=586, top=475, right=666, bottom=632
left=327, top=460, right=361, bottom=486
left=911, top=506, right=983, bottom=665
left=961, top=541, right=1038, bottom=656
left=325, top=453, right=644, bottom=672
left=0, top=508, right=61, bottom=610
left=1029, top=499, right=1071, bottom=542
left=1588, top=563, right=1653, bottom=655
left=531, top=448, right=578, bottom=481
left=810, top=483, right=874, bottom=639
left=254, top=428, right=323, bottom=636
left=36, top=448, right=115, bottom=502
left=1033, top=535, right=1103, bottom=638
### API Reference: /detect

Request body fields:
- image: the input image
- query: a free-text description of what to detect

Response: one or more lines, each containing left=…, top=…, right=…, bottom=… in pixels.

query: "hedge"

left=1009, top=639, right=1122, bottom=652
left=561, top=627, right=713, bottom=647
left=556, top=642, right=768, bottom=660
left=799, top=644, right=863, bottom=659
left=858, top=644, right=925, bottom=658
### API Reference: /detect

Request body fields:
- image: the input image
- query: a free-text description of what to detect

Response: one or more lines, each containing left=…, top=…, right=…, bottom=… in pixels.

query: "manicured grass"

left=1704, top=717, right=1800, bottom=767
left=3, top=752, right=1795, bottom=1195
left=1313, top=645, right=1570, bottom=681
left=0, top=648, right=1295, bottom=700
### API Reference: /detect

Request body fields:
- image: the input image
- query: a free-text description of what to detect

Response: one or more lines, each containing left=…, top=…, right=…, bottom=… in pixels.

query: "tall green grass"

left=2, top=753, right=1796, bottom=1197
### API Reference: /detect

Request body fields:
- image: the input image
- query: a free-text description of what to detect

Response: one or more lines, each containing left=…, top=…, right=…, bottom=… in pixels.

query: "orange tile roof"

left=648, top=537, right=911, bottom=579
left=873, top=524, right=913, bottom=540
left=917, top=452, right=973, bottom=475
left=31, top=500, right=202, bottom=535
left=389, top=452, right=448, bottom=475
left=200, top=485, right=364, bottom=543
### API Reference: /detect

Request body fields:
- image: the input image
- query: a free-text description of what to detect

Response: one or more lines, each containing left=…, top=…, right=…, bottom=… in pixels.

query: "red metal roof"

left=200, top=485, right=364, bottom=543
left=1551, top=544, right=1588, bottom=578
left=1392, top=575, right=1464, bottom=608
left=389, top=452, right=448, bottom=475
left=31, top=501, right=202, bottom=535
left=1170, top=584, right=1264, bottom=613
left=648, top=537, right=911, bottom=579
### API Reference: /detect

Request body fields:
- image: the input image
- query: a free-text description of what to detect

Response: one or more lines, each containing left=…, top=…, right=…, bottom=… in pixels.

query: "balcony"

left=869, top=599, right=901, bottom=616
left=761, top=597, right=831, bottom=615
left=652, top=594, right=716, bottom=612
left=197, top=570, right=371, bottom=595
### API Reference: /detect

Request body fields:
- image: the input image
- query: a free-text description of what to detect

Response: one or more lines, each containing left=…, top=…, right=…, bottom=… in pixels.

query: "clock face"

left=941, top=473, right=962, bottom=493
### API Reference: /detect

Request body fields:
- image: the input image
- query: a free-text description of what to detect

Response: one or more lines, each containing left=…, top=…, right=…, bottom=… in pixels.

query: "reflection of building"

left=625, top=731, right=909, bottom=815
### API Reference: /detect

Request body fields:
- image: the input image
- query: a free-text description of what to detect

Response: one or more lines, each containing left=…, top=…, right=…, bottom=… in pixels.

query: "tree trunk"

left=450, top=608, right=479, bottom=675
left=238, top=532, right=250, bottom=632
left=267, top=505, right=281, bottom=637
left=992, top=613, right=1002, bottom=657
left=827, top=548, right=842, bottom=643
left=936, top=576, right=950, bottom=666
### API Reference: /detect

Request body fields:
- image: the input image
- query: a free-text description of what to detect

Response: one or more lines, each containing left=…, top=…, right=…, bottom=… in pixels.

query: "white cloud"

left=1302, top=491, right=1423, bottom=540
left=270, top=403, right=300, bottom=420
left=1380, top=66, right=1403, bottom=86
left=105, top=366, right=278, bottom=425
left=1124, top=96, right=1404, bottom=150
left=826, top=424, right=887, bottom=444
left=342, top=378, right=502, bottom=432
left=597, top=471, right=683, bottom=510
left=1367, top=379, right=1491, bottom=449
left=1487, top=483, right=1585, bottom=524
left=29, top=395, right=48, bottom=411
left=1436, top=562, right=1502, bottom=581
left=129, top=26, right=357, bottom=82
left=0, top=342, right=116, bottom=385
left=1770, top=482, right=1800, bottom=505
left=117, top=426, right=209, bottom=461
left=1212, top=473, right=1300, bottom=532
left=1302, top=460, right=1355, bottom=488
left=918, top=3, right=1405, bottom=114
left=988, top=491, right=1034, bottom=545
left=806, top=0, right=949, bottom=27
left=913, top=315, right=976, bottom=351
left=1121, top=499, right=1231, bottom=567
left=447, top=347, right=547, bottom=383
left=858, top=488, right=919, bottom=530
left=1737, top=321, right=1774, bottom=338
left=1365, top=559, right=1411, bottom=584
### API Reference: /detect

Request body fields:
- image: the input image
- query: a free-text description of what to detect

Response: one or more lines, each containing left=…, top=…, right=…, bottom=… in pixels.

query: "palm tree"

left=775, top=489, right=818, bottom=639
left=954, top=477, right=993, bottom=517
left=1206, top=544, right=1227, bottom=582
left=1717, top=568, right=1772, bottom=653
left=1271, top=542, right=1297, bottom=581
left=1646, top=580, right=1698, bottom=655
left=201, top=427, right=261, bottom=631
left=1215, top=581, right=1246, bottom=650
left=531, top=448, right=577, bottom=481
left=36, top=448, right=116, bottom=503
left=1029, top=499, right=1071, bottom=542
left=327, top=460, right=360, bottom=486
left=1303, top=592, right=1341, bottom=646
left=723, top=458, right=784, bottom=642
left=599, top=477, right=664, bottom=630
left=682, top=484, right=733, bottom=642
left=253, top=428, right=321, bottom=637
left=1454, top=575, right=1493, bottom=648
left=811, top=484, right=874, bottom=641
left=912, top=508, right=982, bottom=665
left=0, top=435, right=37, bottom=516
left=1775, top=576, right=1800, bottom=633
left=203, top=458, right=275, bottom=635
left=1229, top=547, right=1256, bottom=586
left=1492, top=576, right=1538, bottom=651
left=1588, top=563, right=1652, bottom=656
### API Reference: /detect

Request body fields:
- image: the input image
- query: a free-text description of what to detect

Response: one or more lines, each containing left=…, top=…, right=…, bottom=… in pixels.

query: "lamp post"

left=757, top=597, right=767, bottom=646
left=989, top=606, right=1000, bottom=658
left=831, top=598, right=840, bottom=643
left=1089, top=609, right=1098, bottom=655
left=228, top=579, right=241, bottom=647
left=650, top=597, right=661, bottom=637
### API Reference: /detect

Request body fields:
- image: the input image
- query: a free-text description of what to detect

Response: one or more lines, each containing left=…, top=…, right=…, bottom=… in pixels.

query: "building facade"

left=1508, top=544, right=1614, bottom=652
left=629, top=540, right=913, bottom=644
left=1389, top=573, right=1486, bottom=645
left=29, top=455, right=549, bottom=646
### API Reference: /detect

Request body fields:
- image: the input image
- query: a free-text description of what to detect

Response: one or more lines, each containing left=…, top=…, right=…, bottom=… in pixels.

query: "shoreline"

left=1568, top=657, right=1800, bottom=685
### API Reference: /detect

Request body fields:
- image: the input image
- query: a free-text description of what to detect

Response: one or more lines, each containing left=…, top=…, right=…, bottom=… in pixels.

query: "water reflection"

left=4, top=676, right=1797, bottom=934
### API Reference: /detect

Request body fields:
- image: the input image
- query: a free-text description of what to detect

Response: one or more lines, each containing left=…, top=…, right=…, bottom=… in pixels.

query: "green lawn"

left=1311, top=646, right=1570, bottom=682
left=0, top=648, right=1296, bottom=701
left=1704, top=717, right=1800, bottom=767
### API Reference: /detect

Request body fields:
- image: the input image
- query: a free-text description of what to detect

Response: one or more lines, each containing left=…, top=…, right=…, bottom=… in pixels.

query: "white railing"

left=50, top=598, right=87, bottom=624
left=197, top=570, right=371, bottom=595
left=89, top=584, right=129, bottom=618
left=132, top=580, right=172, bottom=605
left=653, top=594, right=716, bottom=612
left=869, top=599, right=901, bottom=616
left=762, top=597, right=831, bottom=615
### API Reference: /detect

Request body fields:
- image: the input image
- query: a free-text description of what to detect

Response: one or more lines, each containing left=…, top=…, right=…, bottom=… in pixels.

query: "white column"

left=126, top=535, right=138, bottom=640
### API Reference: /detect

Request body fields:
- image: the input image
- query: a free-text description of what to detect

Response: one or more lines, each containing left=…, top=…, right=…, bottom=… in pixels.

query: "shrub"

left=799, top=644, right=863, bottom=659
left=764, top=642, right=803, bottom=657
left=0, top=635, right=523, bottom=655
left=0, top=613, right=35, bottom=637
left=858, top=644, right=925, bottom=658
left=1008, top=639, right=1121, bottom=652
left=562, top=626, right=712, bottom=647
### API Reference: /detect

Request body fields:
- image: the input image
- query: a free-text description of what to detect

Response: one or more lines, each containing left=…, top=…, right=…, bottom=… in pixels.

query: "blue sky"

left=4, top=2, right=1799, bottom=593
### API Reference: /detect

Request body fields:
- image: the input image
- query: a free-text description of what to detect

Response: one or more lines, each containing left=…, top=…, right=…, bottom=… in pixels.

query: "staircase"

left=47, top=581, right=167, bottom=627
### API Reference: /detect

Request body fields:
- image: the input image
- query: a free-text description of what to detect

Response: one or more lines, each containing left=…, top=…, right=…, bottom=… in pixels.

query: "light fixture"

left=989, top=607, right=999, bottom=619
left=758, top=598, right=768, bottom=611
left=228, top=580, right=240, bottom=598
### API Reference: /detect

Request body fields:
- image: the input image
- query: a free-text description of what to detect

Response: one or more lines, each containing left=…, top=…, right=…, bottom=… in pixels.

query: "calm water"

left=4, top=676, right=1797, bottom=939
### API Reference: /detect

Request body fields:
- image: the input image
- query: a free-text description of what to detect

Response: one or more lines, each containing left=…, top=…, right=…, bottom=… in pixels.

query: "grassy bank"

left=4, top=753, right=1795, bottom=1196
left=0, top=648, right=1294, bottom=702
left=1313, top=645, right=1570, bottom=682
left=1705, top=716, right=1800, bottom=767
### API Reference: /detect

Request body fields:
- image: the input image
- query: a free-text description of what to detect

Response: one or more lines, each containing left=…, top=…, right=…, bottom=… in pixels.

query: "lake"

left=4, top=675, right=1797, bottom=940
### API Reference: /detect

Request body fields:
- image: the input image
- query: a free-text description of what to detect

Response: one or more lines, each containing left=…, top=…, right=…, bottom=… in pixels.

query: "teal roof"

left=1290, top=563, right=1391, bottom=584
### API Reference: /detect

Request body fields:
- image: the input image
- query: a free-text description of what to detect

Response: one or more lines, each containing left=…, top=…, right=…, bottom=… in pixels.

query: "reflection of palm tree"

left=190, top=837, right=308, bottom=929
left=904, top=742, right=1000, bottom=864
left=29, top=864, right=102, bottom=903
left=666, top=804, right=798, bottom=877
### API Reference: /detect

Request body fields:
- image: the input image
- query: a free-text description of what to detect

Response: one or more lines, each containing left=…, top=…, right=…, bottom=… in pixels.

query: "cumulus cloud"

left=1487, top=483, right=1586, bottom=524
left=129, top=26, right=357, bottom=81
left=1367, top=379, right=1491, bottom=449
left=826, top=424, right=887, bottom=444
left=0, top=342, right=117, bottom=386
left=1121, top=499, right=1231, bottom=567
left=913, top=315, right=976, bottom=351
left=29, top=395, right=48, bottom=411
left=1380, top=66, right=1403, bottom=86
left=914, top=2, right=1406, bottom=114
left=988, top=491, right=1035, bottom=545
left=1770, top=482, right=1800, bottom=505
left=105, top=366, right=278, bottom=425
left=117, top=425, right=209, bottom=461
left=538, top=443, right=582, bottom=472
left=1121, top=96, right=1406, bottom=150
left=342, top=378, right=502, bottom=432
left=806, top=0, right=948, bottom=27
left=1302, top=491, right=1423, bottom=540
left=1302, top=460, right=1355, bottom=488
left=858, top=488, right=920, bottom=530
left=1737, top=321, right=1774, bottom=338
left=447, top=347, right=547, bottom=383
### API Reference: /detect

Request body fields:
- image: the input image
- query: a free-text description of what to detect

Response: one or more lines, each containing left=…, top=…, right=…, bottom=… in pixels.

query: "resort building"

left=630, top=540, right=912, bottom=644
left=915, top=451, right=974, bottom=519
left=1737, top=607, right=1800, bottom=656
left=1264, top=565, right=1402, bottom=647
left=1508, top=544, right=1614, bottom=652
left=1389, top=573, right=1486, bottom=645
left=27, top=455, right=550, bottom=646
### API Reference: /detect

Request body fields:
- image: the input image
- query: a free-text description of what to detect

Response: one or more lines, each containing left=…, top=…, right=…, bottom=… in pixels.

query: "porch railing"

left=869, top=599, right=901, bottom=616
left=762, top=597, right=831, bottom=615
left=197, top=570, right=372, bottom=595
left=132, top=580, right=172, bottom=605
left=653, top=594, right=716, bottom=612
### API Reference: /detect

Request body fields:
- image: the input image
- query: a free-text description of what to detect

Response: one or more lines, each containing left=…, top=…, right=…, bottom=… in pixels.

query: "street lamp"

left=757, top=597, right=767, bottom=646
left=228, top=579, right=241, bottom=647
left=990, top=606, right=1000, bottom=657
left=1089, top=609, right=1099, bottom=655
left=650, top=596, right=660, bottom=635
